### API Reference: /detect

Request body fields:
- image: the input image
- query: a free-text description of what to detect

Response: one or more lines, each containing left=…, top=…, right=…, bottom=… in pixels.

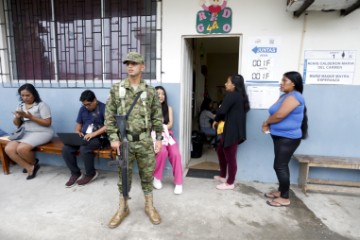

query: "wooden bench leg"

left=299, top=162, right=309, bottom=193
left=0, top=145, right=10, bottom=175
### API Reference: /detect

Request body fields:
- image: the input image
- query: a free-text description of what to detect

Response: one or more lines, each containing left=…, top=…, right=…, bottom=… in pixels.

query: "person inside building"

left=105, top=52, right=164, bottom=228
left=199, top=97, right=216, bottom=145
left=152, top=86, right=183, bottom=195
left=62, top=90, right=107, bottom=187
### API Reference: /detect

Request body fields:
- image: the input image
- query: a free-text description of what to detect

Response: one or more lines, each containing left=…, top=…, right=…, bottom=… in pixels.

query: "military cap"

left=123, top=52, right=144, bottom=64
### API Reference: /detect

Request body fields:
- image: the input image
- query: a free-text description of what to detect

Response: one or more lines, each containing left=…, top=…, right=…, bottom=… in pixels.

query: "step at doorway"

left=188, top=146, right=219, bottom=170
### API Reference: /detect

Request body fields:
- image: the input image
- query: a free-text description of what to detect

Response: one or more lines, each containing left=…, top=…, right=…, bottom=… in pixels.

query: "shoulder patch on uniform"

left=119, top=86, right=126, bottom=99
left=140, top=91, right=147, bottom=100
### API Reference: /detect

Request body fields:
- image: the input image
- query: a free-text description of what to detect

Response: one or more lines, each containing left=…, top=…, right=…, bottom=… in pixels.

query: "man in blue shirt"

left=62, top=90, right=107, bottom=187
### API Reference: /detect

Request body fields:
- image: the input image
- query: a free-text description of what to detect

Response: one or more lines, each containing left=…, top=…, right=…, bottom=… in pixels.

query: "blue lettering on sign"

left=252, top=46, right=277, bottom=54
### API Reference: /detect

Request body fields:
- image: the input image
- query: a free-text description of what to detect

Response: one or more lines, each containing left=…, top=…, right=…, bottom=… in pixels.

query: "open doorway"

left=182, top=35, right=241, bottom=171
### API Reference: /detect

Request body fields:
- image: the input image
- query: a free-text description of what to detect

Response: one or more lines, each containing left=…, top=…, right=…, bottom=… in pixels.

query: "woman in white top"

left=152, top=86, right=183, bottom=194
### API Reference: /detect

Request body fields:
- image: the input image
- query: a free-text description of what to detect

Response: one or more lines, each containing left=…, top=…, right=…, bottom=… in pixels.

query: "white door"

left=180, top=38, right=193, bottom=168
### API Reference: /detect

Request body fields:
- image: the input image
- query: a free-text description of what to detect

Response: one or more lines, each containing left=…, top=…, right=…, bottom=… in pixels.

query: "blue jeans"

left=201, top=127, right=216, bottom=144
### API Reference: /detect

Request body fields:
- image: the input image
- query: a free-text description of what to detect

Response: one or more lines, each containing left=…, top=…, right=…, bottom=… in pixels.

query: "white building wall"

left=1, top=1, right=359, bottom=183
left=160, top=0, right=360, bottom=183
left=162, top=0, right=360, bottom=84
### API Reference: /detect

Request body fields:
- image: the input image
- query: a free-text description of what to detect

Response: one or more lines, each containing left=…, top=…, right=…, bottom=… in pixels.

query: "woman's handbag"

left=8, top=126, right=25, bottom=140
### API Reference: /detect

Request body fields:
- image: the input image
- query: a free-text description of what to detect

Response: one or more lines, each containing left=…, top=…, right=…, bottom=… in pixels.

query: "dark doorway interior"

left=190, top=36, right=240, bottom=170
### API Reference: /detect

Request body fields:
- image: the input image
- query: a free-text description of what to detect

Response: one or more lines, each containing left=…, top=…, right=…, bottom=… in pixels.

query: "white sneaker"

left=153, top=177, right=162, bottom=189
left=174, top=185, right=183, bottom=195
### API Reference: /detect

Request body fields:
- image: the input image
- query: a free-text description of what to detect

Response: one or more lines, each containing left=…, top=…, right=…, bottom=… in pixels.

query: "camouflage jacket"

left=105, top=78, right=163, bottom=142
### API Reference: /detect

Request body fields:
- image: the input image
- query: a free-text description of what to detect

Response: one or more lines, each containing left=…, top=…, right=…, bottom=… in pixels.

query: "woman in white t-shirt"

left=152, top=86, right=183, bottom=194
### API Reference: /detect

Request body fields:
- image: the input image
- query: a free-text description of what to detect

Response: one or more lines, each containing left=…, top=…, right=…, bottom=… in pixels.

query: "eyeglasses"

left=82, top=100, right=94, bottom=107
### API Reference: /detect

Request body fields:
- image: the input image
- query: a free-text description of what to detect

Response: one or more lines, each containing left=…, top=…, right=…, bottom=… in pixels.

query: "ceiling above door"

left=286, top=0, right=360, bottom=17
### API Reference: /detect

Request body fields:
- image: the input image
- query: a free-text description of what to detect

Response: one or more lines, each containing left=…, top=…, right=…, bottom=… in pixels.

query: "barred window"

left=0, top=0, right=159, bottom=88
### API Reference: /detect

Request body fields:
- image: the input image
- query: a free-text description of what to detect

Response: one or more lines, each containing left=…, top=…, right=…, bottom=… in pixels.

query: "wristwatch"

left=156, top=135, right=163, bottom=141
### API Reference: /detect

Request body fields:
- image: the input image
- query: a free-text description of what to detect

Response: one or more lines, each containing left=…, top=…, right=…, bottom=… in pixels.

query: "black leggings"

left=271, top=135, right=301, bottom=199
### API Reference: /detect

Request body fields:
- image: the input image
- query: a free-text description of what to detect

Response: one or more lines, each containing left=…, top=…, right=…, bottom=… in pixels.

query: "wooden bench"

left=293, top=154, right=360, bottom=194
left=0, top=137, right=115, bottom=175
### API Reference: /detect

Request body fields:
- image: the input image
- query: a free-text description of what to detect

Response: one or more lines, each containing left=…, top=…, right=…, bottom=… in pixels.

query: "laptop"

left=57, top=132, right=87, bottom=146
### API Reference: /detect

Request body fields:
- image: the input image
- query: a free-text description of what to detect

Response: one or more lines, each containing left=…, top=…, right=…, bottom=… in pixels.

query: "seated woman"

left=199, top=97, right=216, bottom=144
left=152, top=86, right=183, bottom=194
left=5, top=83, right=54, bottom=180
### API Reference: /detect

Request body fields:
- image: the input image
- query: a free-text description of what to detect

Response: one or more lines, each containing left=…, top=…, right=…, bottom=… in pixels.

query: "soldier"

left=105, top=52, right=163, bottom=228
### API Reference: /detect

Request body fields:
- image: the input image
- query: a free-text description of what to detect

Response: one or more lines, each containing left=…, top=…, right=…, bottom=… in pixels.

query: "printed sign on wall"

left=196, top=0, right=232, bottom=34
left=243, top=36, right=282, bottom=84
left=303, top=50, right=356, bottom=84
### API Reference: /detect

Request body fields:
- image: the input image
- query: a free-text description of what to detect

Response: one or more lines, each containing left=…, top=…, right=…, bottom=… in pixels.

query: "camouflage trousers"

left=117, top=137, right=155, bottom=195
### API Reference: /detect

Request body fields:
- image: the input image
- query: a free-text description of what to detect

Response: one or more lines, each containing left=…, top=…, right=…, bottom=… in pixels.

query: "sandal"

left=264, top=191, right=281, bottom=199
left=266, top=198, right=290, bottom=207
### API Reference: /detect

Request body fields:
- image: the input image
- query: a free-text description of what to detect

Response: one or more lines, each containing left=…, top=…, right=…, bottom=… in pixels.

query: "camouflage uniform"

left=105, top=78, right=163, bottom=195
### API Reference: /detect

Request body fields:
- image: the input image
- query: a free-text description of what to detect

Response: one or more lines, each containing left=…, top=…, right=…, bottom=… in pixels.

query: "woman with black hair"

left=199, top=97, right=216, bottom=143
left=152, top=86, right=183, bottom=194
left=262, top=71, right=308, bottom=207
left=212, top=74, right=250, bottom=190
left=5, top=83, right=54, bottom=180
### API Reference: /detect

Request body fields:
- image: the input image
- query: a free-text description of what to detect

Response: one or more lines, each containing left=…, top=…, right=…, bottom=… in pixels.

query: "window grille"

left=0, top=0, right=160, bottom=88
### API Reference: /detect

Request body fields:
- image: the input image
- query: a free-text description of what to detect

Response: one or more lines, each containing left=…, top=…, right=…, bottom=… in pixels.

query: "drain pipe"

left=298, top=13, right=307, bottom=73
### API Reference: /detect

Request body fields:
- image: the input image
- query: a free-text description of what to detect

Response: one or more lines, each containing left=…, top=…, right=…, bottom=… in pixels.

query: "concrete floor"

left=1, top=163, right=359, bottom=240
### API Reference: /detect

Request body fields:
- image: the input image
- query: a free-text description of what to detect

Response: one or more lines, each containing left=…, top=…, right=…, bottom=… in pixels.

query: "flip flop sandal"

left=266, top=199, right=290, bottom=207
left=264, top=192, right=280, bottom=198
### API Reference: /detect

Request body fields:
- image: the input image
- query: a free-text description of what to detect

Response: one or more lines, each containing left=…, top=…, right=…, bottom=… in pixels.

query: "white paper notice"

left=247, top=86, right=280, bottom=109
left=304, top=50, right=356, bottom=84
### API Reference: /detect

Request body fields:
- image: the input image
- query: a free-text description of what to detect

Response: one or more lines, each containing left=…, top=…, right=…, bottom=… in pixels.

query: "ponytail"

left=301, top=106, right=308, bottom=139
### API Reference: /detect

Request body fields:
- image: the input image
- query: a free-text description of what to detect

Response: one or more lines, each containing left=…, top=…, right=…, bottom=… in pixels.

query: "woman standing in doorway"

left=262, top=71, right=308, bottom=207
left=212, top=74, right=249, bottom=190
